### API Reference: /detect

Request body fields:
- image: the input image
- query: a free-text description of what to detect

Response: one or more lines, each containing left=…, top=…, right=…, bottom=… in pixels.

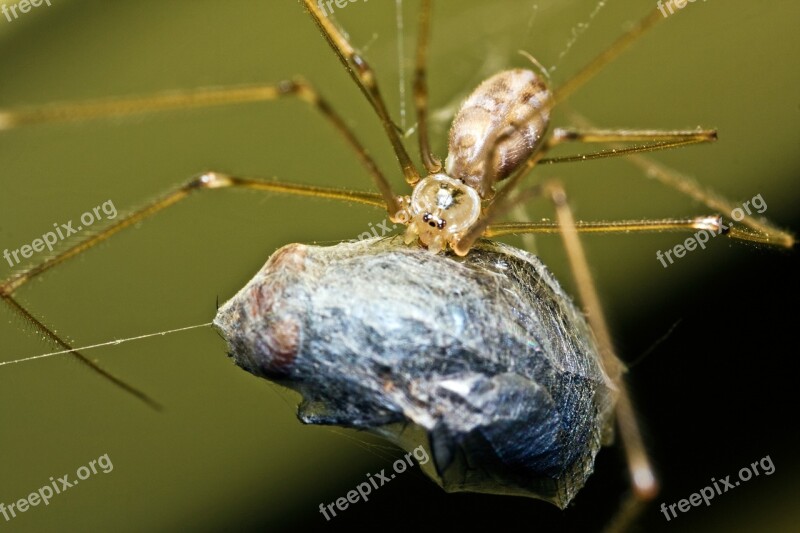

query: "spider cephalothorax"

left=399, top=173, right=481, bottom=253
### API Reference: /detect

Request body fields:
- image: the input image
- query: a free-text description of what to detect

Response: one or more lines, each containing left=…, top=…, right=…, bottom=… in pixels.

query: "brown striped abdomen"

left=445, top=69, right=552, bottom=198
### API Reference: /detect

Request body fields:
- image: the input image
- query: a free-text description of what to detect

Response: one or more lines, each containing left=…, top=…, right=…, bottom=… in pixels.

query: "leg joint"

left=186, top=172, right=235, bottom=191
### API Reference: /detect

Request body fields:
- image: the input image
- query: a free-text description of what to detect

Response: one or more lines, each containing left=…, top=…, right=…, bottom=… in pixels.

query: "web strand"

left=0, top=321, right=213, bottom=367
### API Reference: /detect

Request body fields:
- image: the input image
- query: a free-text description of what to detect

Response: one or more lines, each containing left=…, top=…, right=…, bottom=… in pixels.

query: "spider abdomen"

left=445, top=69, right=552, bottom=198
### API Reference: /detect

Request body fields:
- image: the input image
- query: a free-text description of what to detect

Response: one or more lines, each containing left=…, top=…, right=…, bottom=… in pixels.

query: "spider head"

left=398, top=174, right=481, bottom=253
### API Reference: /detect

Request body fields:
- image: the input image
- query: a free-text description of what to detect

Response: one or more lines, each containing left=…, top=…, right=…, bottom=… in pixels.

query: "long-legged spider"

left=3, top=1, right=796, bottom=532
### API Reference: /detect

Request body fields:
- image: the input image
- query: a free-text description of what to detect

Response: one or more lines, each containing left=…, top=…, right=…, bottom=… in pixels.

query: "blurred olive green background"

left=0, top=1, right=798, bottom=532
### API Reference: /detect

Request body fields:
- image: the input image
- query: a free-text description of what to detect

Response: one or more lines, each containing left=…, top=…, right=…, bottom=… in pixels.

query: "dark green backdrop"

left=0, top=1, right=797, bottom=531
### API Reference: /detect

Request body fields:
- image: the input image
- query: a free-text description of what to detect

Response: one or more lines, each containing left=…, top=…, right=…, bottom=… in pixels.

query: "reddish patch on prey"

left=262, top=317, right=300, bottom=374
left=251, top=243, right=307, bottom=317
left=244, top=243, right=306, bottom=375
left=267, top=243, right=307, bottom=272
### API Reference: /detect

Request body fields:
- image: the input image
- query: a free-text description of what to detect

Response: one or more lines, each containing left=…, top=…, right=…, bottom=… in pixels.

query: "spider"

left=0, top=1, right=794, bottom=532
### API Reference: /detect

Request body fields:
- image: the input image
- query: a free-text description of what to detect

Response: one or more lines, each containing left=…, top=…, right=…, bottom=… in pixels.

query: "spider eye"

left=438, top=220, right=446, bottom=229
left=422, top=213, right=431, bottom=222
